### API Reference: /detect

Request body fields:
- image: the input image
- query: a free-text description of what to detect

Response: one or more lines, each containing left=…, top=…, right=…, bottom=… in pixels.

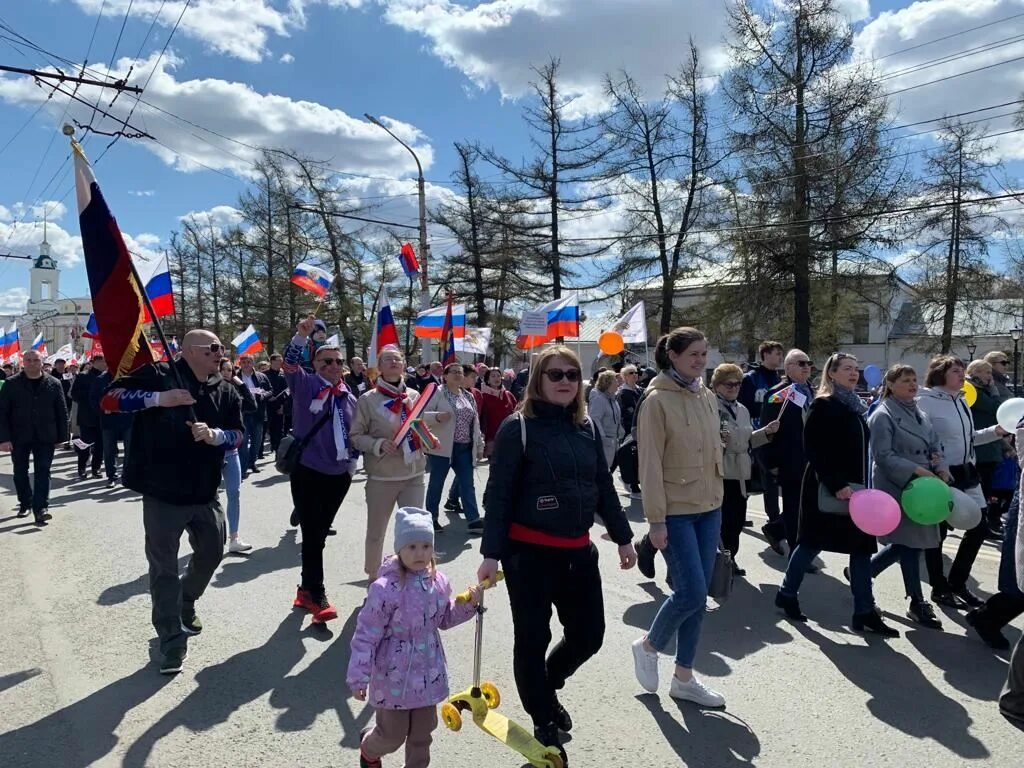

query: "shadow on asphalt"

left=213, top=530, right=299, bottom=588
left=97, top=557, right=189, bottom=606
left=638, top=695, right=761, bottom=766
left=0, top=668, right=42, bottom=695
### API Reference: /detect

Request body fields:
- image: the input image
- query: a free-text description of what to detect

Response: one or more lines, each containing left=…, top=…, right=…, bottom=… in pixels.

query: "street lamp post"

left=364, top=113, right=429, bottom=312
left=966, top=337, right=977, bottom=360
left=1012, top=328, right=1022, bottom=396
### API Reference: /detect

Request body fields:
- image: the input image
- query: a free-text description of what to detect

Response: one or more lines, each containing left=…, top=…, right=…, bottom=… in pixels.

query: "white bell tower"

left=29, top=215, right=59, bottom=307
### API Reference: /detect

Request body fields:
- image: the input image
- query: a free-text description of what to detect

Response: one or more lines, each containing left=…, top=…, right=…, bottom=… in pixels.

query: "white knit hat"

left=394, top=507, right=434, bottom=553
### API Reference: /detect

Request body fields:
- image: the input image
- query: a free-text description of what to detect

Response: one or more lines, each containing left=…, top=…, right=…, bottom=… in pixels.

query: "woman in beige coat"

left=350, top=347, right=430, bottom=578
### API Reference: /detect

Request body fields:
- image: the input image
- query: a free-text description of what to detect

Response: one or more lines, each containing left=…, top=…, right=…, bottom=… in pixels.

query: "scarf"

left=667, top=368, right=701, bottom=393
left=792, top=381, right=814, bottom=404
left=968, top=375, right=999, bottom=398
left=889, top=395, right=922, bottom=424
left=309, top=378, right=351, bottom=462
left=481, top=383, right=503, bottom=398
left=376, top=378, right=435, bottom=462
left=717, top=394, right=738, bottom=422
left=832, top=383, right=867, bottom=416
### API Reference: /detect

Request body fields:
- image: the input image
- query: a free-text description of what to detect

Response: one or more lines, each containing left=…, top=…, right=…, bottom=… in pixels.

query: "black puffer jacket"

left=0, top=372, right=68, bottom=444
left=481, top=400, right=633, bottom=560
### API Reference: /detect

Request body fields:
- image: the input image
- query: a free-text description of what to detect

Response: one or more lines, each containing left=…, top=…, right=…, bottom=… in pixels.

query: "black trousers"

left=268, top=409, right=285, bottom=453
left=925, top=517, right=989, bottom=592
left=12, top=441, right=55, bottom=513
left=76, top=425, right=104, bottom=475
left=290, top=463, right=351, bottom=594
left=721, top=479, right=747, bottom=560
left=503, top=541, right=605, bottom=728
left=763, top=465, right=802, bottom=546
left=753, top=447, right=780, bottom=522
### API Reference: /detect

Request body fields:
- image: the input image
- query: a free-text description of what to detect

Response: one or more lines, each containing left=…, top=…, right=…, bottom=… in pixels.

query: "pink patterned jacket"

left=347, top=556, right=476, bottom=709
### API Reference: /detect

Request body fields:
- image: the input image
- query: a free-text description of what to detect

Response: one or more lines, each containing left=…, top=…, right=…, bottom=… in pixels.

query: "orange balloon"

left=598, top=331, right=625, bottom=356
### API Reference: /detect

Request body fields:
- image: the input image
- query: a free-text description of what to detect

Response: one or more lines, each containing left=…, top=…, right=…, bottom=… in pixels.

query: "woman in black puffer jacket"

left=478, top=345, right=636, bottom=767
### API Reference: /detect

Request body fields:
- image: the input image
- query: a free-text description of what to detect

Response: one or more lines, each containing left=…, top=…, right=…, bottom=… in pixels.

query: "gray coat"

left=868, top=398, right=947, bottom=550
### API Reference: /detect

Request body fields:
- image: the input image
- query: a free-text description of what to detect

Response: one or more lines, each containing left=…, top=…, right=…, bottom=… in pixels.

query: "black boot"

left=534, top=723, right=568, bottom=767
left=852, top=609, right=900, bottom=638
left=551, top=691, right=573, bottom=733
left=967, top=606, right=1011, bottom=650
left=775, top=591, right=807, bottom=622
left=907, top=600, right=942, bottom=629
left=636, top=533, right=656, bottom=579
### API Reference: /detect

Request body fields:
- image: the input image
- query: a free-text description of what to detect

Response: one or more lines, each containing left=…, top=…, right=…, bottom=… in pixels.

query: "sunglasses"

left=317, top=357, right=342, bottom=366
left=792, top=360, right=812, bottom=368
left=993, top=360, right=1009, bottom=365
left=719, top=381, right=741, bottom=389
left=542, top=368, right=581, bottom=383
left=191, top=343, right=223, bottom=355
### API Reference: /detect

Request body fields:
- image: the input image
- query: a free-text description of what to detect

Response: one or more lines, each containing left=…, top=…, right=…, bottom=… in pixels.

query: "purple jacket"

left=283, top=334, right=356, bottom=475
left=347, top=556, right=476, bottom=710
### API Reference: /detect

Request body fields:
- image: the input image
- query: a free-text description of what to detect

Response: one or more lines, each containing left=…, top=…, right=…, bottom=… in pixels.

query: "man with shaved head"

left=0, top=349, right=68, bottom=525
left=102, top=328, right=244, bottom=674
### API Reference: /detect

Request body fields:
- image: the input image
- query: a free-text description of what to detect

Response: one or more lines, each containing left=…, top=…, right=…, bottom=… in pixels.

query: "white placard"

left=519, top=310, right=549, bottom=337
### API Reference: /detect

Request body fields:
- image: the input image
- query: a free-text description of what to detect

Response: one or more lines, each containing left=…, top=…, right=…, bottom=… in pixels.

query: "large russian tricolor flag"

left=30, top=332, right=46, bottom=356
left=0, top=323, right=18, bottom=361
left=73, top=140, right=158, bottom=378
left=516, top=294, right=580, bottom=349
left=368, top=286, right=400, bottom=367
left=415, top=303, right=466, bottom=339
left=134, top=252, right=174, bottom=322
left=231, top=324, right=264, bottom=357
left=291, top=263, right=334, bottom=298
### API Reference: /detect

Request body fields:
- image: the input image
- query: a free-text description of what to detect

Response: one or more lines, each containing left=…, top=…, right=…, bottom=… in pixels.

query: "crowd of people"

left=3, top=322, right=1024, bottom=767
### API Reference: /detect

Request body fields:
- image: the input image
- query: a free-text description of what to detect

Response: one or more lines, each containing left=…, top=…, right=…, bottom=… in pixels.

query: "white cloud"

left=854, top=0, right=1024, bottom=160
left=279, top=53, right=295, bottom=64
left=128, top=190, right=156, bottom=197
left=178, top=205, right=245, bottom=233
left=0, top=52, right=434, bottom=181
left=0, top=287, right=29, bottom=316
left=0, top=217, right=82, bottom=267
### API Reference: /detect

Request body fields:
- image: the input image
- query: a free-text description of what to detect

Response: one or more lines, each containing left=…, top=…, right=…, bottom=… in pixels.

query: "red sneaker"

left=312, top=593, right=338, bottom=623
left=293, top=587, right=318, bottom=613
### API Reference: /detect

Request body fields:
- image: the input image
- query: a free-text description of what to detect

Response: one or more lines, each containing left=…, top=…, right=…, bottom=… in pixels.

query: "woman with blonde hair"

left=478, top=345, right=636, bottom=766
left=775, top=353, right=898, bottom=637
left=588, top=369, right=622, bottom=468
left=712, top=363, right=779, bottom=576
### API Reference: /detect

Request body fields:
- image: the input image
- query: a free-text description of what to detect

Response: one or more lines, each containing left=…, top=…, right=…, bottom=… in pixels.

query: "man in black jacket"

left=264, top=353, right=290, bottom=454
left=0, top=349, right=68, bottom=524
left=70, top=354, right=106, bottom=478
left=739, top=341, right=784, bottom=529
left=102, top=329, right=244, bottom=674
left=237, top=354, right=271, bottom=473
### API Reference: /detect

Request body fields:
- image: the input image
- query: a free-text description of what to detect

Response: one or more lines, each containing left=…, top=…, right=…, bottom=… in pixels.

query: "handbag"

left=709, top=548, right=734, bottom=601
left=275, top=406, right=334, bottom=475
left=817, top=482, right=865, bottom=516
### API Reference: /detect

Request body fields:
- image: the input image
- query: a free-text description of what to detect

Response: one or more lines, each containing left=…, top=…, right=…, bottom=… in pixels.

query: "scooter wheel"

left=542, top=750, right=564, bottom=768
left=480, top=681, right=501, bottom=709
left=440, top=702, right=462, bottom=732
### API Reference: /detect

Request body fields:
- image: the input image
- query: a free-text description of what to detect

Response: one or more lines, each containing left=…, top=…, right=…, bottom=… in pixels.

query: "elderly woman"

left=588, top=369, right=622, bottom=468
left=283, top=315, right=358, bottom=624
left=350, top=346, right=428, bottom=578
left=713, top=363, right=778, bottom=577
left=867, top=364, right=949, bottom=629
left=775, top=353, right=899, bottom=637
left=424, top=362, right=484, bottom=532
left=918, top=355, right=1008, bottom=609
left=478, top=345, right=635, bottom=766
left=631, top=327, right=727, bottom=707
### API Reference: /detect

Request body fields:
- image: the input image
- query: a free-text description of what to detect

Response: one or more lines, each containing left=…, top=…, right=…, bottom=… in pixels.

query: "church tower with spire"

left=29, top=214, right=59, bottom=308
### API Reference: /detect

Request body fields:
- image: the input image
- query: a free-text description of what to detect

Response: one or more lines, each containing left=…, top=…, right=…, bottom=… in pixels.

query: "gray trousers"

left=143, top=495, right=225, bottom=654
left=1002, top=633, right=1024, bottom=730
left=362, top=706, right=437, bottom=768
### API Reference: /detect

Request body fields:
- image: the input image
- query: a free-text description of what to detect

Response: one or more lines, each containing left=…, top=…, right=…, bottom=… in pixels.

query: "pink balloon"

left=849, top=489, right=901, bottom=537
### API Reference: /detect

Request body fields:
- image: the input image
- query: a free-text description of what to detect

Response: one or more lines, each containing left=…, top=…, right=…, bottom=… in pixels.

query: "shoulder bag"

left=275, top=406, right=334, bottom=475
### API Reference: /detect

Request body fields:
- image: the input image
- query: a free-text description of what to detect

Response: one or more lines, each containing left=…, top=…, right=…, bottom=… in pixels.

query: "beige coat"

left=350, top=388, right=427, bottom=482
left=423, top=387, right=484, bottom=460
left=717, top=397, right=770, bottom=496
left=638, top=372, right=724, bottom=523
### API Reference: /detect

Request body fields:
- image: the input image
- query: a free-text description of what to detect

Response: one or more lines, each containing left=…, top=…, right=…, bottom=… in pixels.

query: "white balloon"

left=996, top=398, right=1024, bottom=433
left=947, top=487, right=983, bottom=530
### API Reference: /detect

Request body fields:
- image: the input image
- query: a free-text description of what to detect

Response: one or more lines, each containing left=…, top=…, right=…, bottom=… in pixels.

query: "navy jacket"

left=738, top=363, right=781, bottom=425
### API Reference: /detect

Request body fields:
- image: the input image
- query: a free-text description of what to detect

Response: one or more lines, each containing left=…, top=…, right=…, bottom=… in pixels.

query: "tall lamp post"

left=364, top=113, right=429, bottom=312
left=1012, top=328, right=1022, bottom=396
left=966, top=337, right=977, bottom=361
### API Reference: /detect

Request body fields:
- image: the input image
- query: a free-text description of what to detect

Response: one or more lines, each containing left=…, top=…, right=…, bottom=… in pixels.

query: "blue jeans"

left=646, top=509, right=721, bottom=668
left=870, top=544, right=924, bottom=603
left=426, top=443, right=479, bottom=522
left=782, top=545, right=874, bottom=615
left=241, top=412, right=264, bottom=471
left=102, top=424, right=131, bottom=480
left=1000, top=487, right=1023, bottom=597
left=223, top=451, right=242, bottom=536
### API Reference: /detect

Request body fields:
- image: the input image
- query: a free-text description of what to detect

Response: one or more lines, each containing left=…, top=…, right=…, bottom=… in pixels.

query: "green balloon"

left=901, top=477, right=953, bottom=525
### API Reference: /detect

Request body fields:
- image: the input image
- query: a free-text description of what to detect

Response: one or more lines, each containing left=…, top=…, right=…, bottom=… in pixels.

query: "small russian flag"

left=231, top=324, right=264, bottom=357
left=291, top=263, right=334, bottom=298
left=399, top=243, right=420, bottom=278
left=415, top=303, right=466, bottom=340
left=30, top=332, right=46, bottom=356
left=82, top=313, right=99, bottom=340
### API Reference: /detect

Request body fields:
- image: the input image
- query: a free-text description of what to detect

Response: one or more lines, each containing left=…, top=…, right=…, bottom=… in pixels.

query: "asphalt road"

left=0, top=448, right=1020, bottom=767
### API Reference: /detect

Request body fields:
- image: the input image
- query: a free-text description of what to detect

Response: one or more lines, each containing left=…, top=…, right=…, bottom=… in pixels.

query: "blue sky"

left=2, top=0, right=1024, bottom=316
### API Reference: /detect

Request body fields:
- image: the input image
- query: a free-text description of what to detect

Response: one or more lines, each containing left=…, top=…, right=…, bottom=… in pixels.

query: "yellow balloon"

left=962, top=380, right=977, bottom=407
left=598, top=331, right=625, bottom=356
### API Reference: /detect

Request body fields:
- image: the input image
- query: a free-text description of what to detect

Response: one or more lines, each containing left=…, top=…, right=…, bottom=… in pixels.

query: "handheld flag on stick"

left=72, top=140, right=159, bottom=378
left=438, top=293, right=457, bottom=366
left=393, top=382, right=436, bottom=445
left=0, top=323, right=19, bottom=362
left=368, top=286, right=400, bottom=367
left=30, top=333, right=46, bottom=356
left=399, top=243, right=420, bottom=278
left=231, top=324, right=264, bottom=357
left=516, top=294, right=580, bottom=349
left=291, top=263, right=334, bottom=298
left=414, top=303, right=466, bottom=339
left=81, top=313, right=99, bottom=340
left=134, top=252, right=175, bottom=322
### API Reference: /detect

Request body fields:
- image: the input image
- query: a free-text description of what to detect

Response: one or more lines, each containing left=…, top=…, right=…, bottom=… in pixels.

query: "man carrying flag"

left=74, top=140, right=246, bottom=675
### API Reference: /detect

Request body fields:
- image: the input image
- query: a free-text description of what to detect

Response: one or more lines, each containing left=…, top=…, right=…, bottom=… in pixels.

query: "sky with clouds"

left=1, top=0, right=1024, bottom=316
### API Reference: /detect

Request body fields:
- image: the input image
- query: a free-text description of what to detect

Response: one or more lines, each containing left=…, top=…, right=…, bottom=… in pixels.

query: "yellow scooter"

left=442, top=573, right=565, bottom=768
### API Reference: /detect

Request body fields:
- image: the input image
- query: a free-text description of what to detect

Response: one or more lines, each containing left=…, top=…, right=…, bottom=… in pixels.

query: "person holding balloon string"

left=866, top=364, right=955, bottom=630
left=775, top=352, right=901, bottom=637
left=917, top=355, right=1009, bottom=610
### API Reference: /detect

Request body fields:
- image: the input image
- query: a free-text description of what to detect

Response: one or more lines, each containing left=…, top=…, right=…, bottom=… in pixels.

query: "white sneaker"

left=669, top=675, right=725, bottom=707
left=229, top=538, right=253, bottom=553
left=631, top=637, right=659, bottom=693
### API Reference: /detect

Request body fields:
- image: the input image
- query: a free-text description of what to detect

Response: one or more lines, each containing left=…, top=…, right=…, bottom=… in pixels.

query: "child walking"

left=348, top=506, right=480, bottom=768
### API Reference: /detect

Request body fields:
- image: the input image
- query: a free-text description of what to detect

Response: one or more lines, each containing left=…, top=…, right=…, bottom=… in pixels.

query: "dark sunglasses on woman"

left=542, top=368, right=581, bottom=383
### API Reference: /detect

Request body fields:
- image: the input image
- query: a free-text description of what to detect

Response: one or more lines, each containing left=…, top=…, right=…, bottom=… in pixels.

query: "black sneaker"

left=761, top=524, right=785, bottom=556
left=107, top=476, right=119, bottom=488
left=552, top=692, right=573, bottom=733
left=637, top=534, right=656, bottom=579
left=931, top=589, right=968, bottom=610
left=732, top=562, right=746, bottom=578
left=852, top=609, right=900, bottom=638
left=775, top=591, right=807, bottom=622
left=444, top=499, right=462, bottom=514
left=966, top=608, right=1011, bottom=649
left=433, top=519, right=444, bottom=533
left=32, top=510, right=48, bottom=527
left=467, top=519, right=485, bottom=534
left=159, top=646, right=187, bottom=675
left=16, top=505, right=30, bottom=518
left=953, top=586, right=985, bottom=608
left=181, top=607, right=203, bottom=635
left=289, top=508, right=300, bottom=527
left=533, top=722, right=568, bottom=767
left=91, top=470, right=102, bottom=478
left=326, top=528, right=337, bottom=536
left=77, top=471, right=87, bottom=480
left=250, top=466, right=262, bottom=474
left=39, top=509, right=52, bottom=521
left=908, top=600, right=942, bottom=629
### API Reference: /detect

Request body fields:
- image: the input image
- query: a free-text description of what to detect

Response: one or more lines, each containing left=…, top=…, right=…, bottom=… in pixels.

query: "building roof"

left=896, top=299, right=1024, bottom=340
